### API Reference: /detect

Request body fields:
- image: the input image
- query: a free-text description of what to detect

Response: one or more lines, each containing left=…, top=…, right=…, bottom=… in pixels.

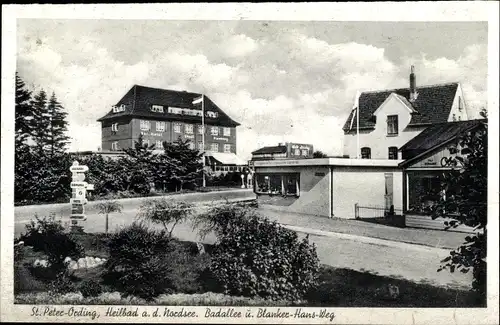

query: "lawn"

left=14, top=232, right=484, bottom=307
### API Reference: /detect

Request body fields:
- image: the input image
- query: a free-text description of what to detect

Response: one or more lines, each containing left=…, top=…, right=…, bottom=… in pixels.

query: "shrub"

left=19, top=215, right=84, bottom=272
left=208, top=212, right=320, bottom=301
left=79, top=279, right=104, bottom=298
left=138, top=198, right=193, bottom=236
left=102, top=222, right=177, bottom=300
left=49, top=271, right=77, bottom=295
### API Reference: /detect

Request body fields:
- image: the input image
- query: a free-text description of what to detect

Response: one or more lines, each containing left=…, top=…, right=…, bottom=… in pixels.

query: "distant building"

left=251, top=142, right=314, bottom=161
left=96, top=84, right=247, bottom=171
left=343, top=66, right=470, bottom=160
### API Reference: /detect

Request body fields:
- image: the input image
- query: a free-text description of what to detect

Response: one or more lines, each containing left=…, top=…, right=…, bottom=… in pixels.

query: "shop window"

left=155, top=140, right=162, bottom=149
left=361, top=147, right=371, bottom=159
left=224, top=144, right=231, bottom=153
left=387, top=115, right=399, bottom=135
left=210, top=143, right=219, bottom=152
left=255, top=173, right=300, bottom=196
left=388, top=147, right=398, bottom=160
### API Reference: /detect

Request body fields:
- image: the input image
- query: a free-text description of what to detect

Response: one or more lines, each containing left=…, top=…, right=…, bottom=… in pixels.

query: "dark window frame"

left=387, top=115, right=399, bottom=136
left=361, top=147, right=371, bottom=159
left=388, top=146, right=398, bottom=160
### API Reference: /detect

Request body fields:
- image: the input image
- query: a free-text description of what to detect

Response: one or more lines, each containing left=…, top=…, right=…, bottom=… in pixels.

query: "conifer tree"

left=30, top=89, right=50, bottom=154
left=15, top=73, right=33, bottom=148
left=164, top=137, right=204, bottom=191
left=46, top=92, right=70, bottom=156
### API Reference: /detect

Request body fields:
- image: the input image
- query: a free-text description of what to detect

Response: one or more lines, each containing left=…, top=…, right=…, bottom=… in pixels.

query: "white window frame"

left=387, top=115, right=399, bottom=136
left=111, top=141, right=119, bottom=151
left=223, top=127, right=231, bottom=136
left=111, top=123, right=118, bottom=132
left=198, top=125, right=204, bottom=134
left=151, top=105, right=164, bottom=113
left=185, top=124, right=194, bottom=134
left=210, top=127, right=219, bottom=136
left=174, top=123, right=182, bottom=133
left=156, top=121, right=165, bottom=132
left=224, top=144, right=232, bottom=153
left=210, top=143, right=219, bottom=152
left=156, top=140, right=162, bottom=149
left=198, top=141, right=204, bottom=150
left=301, top=149, right=309, bottom=156
left=140, top=120, right=151, bottom=131
left=188, top=142, right=195, bottom=150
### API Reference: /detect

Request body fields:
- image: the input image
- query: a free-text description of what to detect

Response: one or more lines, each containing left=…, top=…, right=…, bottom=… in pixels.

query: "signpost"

left=69, top=161, right=93, bottom=232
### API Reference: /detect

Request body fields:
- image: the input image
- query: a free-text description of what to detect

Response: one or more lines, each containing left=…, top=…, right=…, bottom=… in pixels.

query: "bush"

left=49, top=271, right=77, bottom=295
left=138, top=198, right=193, bottom=236
left=19, top=215, right=84, bottom=272
left=78, top=279, right=104, bottom=298
left=208, top=212, right=320, bottom=301
left=102, top=222, right=177, bottom=300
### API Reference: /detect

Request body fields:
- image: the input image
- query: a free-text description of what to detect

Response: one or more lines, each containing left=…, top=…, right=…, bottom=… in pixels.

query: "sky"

left=16, top=20, right=488, bottom=160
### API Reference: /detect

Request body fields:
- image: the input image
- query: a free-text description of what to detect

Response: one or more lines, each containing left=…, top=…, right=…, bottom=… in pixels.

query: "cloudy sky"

left=16, top=20, right=487, bottom=160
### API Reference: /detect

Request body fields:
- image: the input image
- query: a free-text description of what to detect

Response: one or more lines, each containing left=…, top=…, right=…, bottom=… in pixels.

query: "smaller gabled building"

left=343, top=66, right=469, bottom=160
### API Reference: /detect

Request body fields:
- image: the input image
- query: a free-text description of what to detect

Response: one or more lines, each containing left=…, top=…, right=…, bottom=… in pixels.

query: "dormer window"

left=387, top=115, right=399, bottom=136
left=151, top=105, right=164, bottom=113
left=112, top=104, right=126, bottom=113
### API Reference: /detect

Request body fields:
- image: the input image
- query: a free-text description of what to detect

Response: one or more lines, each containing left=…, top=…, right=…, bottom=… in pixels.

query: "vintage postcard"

left=1, top=2, right=499, bottom=324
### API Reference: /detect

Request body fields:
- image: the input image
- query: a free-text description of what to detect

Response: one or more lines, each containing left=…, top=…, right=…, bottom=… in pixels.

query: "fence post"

left=355, top=203, right=359, bottom=219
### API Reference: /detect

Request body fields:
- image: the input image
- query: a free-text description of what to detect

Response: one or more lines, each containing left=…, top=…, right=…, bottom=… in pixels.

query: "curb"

left=282, top=224, right=452, bottom=254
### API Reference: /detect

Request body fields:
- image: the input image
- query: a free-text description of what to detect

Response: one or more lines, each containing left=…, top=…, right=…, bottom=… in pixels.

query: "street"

left=14, top=191, right=472, bottom=290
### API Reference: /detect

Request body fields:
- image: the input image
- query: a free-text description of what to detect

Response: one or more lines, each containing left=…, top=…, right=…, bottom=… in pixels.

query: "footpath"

left=258, top=205, right=470, bottom=250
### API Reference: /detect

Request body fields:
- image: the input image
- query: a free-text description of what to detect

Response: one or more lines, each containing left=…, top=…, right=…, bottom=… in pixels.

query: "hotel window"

left=301, top=149, right=309, bottom=156
left=111, top=141, right=119, bottom=151
left=224, top=144, right=232, bottom=153
left=361, top=147, right=371, bottom=159
left=210, top=127, right=219, bottom=136
left=151, top=105, right=164, bottom=113
left=185, top=124, right=194, bottom=134
left=294, top=149, right=300, bottom=156
left=210, top=143, right=219, bottom=152
left=388, top=147, right=398, bottom=160
left=198, top=141, right=204, bottom=150
left=144, top=139, right=150, bottom=147
left=255, top=173, right=300, bottom=196
left=140, top=120, right=151, bottom=131
left=198, top=125, right=204, bottom=134
left=111, top=123, right=119, bottom=132
left=156, top=140, right=163, bottom=149
left=156, top=121, right=165, bottom=132
left=188, top=142, right=195, bottom=150
left=223, top=127, right=231, bottom=136
left=174, top=123, right=182, bottom=133
left=387, top=115, right=399, bottom=135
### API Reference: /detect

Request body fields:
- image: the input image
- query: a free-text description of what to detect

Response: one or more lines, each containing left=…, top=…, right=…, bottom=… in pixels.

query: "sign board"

left=86, top=184, right=94, bottom=191
left=71, top=182, right=88, bottom=188
left=70, top=198, right=85, bottom=204
left=70, top=215, right=87, bottom=220
left=71, top=203, right=84, bottom=215
left=72, top=173, right=86, bottom=182
left=70, top=165, right=89, bottom=172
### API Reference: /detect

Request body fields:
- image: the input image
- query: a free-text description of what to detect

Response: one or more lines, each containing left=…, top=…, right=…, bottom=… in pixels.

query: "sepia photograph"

left=1, top=2, right=499, bottom=324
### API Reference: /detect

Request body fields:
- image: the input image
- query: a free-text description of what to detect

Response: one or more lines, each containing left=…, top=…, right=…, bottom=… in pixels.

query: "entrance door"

left=385, top=173, right=394, bottom=213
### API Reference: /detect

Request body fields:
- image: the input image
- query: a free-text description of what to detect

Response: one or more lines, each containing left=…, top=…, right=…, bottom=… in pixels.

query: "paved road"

left=14, top=193, right=472, bottom=290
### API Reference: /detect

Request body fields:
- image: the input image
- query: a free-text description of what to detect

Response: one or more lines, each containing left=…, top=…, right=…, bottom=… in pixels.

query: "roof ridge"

left=360, top=82, right=459, bottom=95
left=133, top=84, right=202, bottom=96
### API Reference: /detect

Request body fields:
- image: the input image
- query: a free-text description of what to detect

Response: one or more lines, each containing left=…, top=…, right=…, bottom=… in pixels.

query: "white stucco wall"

left=343, top=95, right=426, bottom=159
left=332, top=166, right=403, bottom=219
left=256, top=166, right=331, bottom=217
left=447, top=83, right=469, bottom=122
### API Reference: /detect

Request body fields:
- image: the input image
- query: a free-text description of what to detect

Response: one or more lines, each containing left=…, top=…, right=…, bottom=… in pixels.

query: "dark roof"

left=399, top=119, right=486, bottom=163
left=252, top=146, right=287, bottom=155
left=97, top=85, right=240, bottom=127
left=343, top=83, right=459, bottom=132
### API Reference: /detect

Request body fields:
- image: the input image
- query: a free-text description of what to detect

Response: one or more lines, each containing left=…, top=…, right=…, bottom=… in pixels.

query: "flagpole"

left=356, top=91, right=360, bottom=159
left=201, top=94, right=206, bottom=187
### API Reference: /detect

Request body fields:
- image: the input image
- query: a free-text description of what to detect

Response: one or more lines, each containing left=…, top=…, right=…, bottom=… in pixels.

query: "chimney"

left=409, top=65, right=418, bottom=102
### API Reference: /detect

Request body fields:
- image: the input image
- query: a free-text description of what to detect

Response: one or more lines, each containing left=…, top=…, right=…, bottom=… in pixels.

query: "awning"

left=206, top=152, right=247, bottom=166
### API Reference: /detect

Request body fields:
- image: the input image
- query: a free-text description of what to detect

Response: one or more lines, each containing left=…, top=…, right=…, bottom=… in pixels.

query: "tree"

left=15, top=73, right=33, bottom=149
left=138, top=198, right=193, bottom=236
left=431, top=113, right=487, bottom=296
left=122, top=135, right=158, bottom=194
left=96, top=199, right=123, bottom=234
left=163, top=137, right=204, bottom=191
left=30, top=89, right=50, bottom=154
left=313, top=150, right=328, bottom=158
left=46, top=92, right=70, bottom=156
